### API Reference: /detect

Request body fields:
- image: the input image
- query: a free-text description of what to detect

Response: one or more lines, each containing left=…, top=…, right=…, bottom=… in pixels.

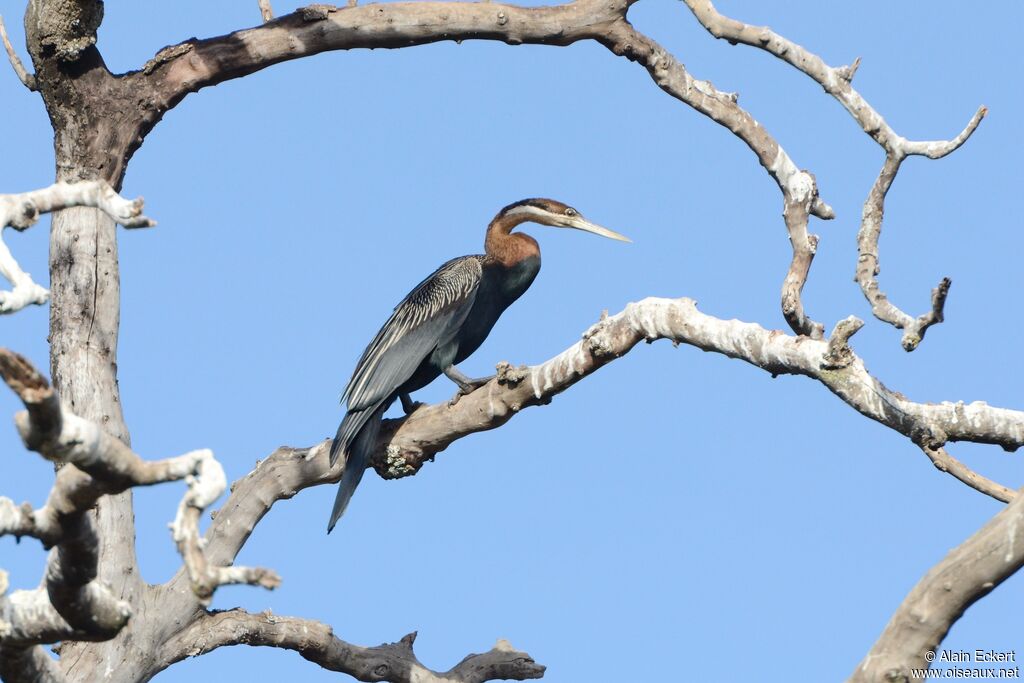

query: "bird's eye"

left=565, top=208, right=577, bottom=216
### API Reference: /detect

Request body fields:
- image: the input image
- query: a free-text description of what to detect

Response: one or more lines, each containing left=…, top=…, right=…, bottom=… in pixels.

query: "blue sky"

left=1, top=1, right=1021, bottom=680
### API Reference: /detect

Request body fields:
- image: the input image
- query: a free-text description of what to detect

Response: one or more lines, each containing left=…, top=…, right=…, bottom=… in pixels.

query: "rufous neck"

left=485, top=215, right=539, bottom=266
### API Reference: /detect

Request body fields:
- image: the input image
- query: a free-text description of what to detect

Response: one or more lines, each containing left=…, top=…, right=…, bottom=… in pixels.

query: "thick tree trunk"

left=23, top=7, right=156, bottom=677
left=47, top=204, right=143, bottom=679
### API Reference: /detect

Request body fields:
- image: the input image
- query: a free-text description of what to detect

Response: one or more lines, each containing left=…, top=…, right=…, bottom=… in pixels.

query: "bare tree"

left=0, top=2, right=1018, bottom=683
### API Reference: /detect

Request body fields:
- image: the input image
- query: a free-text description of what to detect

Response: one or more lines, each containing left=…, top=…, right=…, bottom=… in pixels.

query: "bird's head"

left=495, top=198, right=631, bottom=242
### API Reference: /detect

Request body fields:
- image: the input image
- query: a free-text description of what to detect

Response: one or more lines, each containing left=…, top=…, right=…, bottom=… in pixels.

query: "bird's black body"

left=328, top=199, right=627, bottom=531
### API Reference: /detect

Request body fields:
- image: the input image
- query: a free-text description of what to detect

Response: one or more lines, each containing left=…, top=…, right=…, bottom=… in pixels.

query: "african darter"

left=328, top=198, right=629, bottom=531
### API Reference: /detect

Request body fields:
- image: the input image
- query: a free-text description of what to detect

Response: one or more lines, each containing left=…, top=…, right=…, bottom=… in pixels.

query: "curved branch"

left=129, top=2, right=832, bottom=338
left=856, top=154, right=952, bottom=350
left=203, top=298, right=1023, bottom=570
left=0, top=349, right=222, bottom=548
left=381, top=298, right=1024, bottom=466
left=138, top=1, right=625, bottom=103
left=0, top=349, right=271, bottom=647
left=849, top=486, right=1024, bottom=682
left=0, top=15, right=36, bottom=91
left=595, top=19, right=832, bottom=338
left=683, top=0, right=987, bottom=159
left=171, top=452, right=281, bottom=605
left=682, top=0, right=986, bottom=348
left=161, top=609, right=544, bottom=683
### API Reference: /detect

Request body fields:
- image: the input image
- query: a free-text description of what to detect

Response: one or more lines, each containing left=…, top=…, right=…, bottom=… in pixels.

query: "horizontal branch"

left=161, top=609, right=544, bottom=683
left=116, top=1, right=836, bottom=343
left=379, top=298, right=1024, bottom=472
left=203, top=298, right=1023, bottom=572
left=0, top=181, right=155, bottom=314
left=140, top=1, right=622, bottom=103
left=849, top=486, right=1024, bottom=682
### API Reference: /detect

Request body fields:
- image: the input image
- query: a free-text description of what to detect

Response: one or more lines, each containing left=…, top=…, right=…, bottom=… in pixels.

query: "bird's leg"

left=399, top=392, right=424, bottom=415
left=444, top=365, right=495, bottom=405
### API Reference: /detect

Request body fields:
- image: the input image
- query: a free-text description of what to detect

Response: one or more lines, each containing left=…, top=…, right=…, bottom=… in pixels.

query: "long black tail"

left=327, top=401, right=389, bottom=532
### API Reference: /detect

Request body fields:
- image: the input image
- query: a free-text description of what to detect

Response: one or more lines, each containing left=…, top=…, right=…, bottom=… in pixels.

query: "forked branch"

left=0, top=349, right=275, bottom=648
left=682, top=0, right=986, bottom=348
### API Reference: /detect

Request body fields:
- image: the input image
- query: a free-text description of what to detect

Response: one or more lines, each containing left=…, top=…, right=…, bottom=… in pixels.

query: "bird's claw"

left=402, top=400, right=425, bottom=415
left=447, top=375, right=493, bottom=407
left=399, top=393, right=425, bottom=415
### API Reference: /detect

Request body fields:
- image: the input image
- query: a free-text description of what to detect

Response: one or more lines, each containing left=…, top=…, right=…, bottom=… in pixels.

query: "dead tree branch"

left=170, top=452, right=281, bottom=605
left=682, top=0, right=986, bottom=348
left=0, top=642, right=68, bottom=683
left=594, top=19, right=833, bottom=338
left=856, top=154, right=955, bottom=350
left=161, top=609, right=544, bottom=683
left=205, top=298, right=1021, bottom=573
left=0, top=349, right=273, bottom=646
left=379, top=298, right=1024, bottom=474
left=918, top=443, right=1015, bottom=504
left=257, top=0, right=274, bottom=23
left=126, top=1, right=832, bottom=338
left=0, top=181, right=154, bottom=314
left=849, top=487, right=1024, bottom=682
left=0, top=14, right=36, bottom=91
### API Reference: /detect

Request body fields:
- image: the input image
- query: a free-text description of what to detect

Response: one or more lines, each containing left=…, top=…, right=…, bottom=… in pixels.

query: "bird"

left=327, top=198, right=630, bottom=531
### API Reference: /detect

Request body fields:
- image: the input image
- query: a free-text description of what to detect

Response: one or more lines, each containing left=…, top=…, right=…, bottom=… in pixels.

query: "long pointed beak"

left=562, top=215, right=632, bottom=243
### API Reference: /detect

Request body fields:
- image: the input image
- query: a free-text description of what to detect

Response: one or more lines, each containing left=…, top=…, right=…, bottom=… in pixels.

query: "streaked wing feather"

left=342, top=255, right=482, bottom=411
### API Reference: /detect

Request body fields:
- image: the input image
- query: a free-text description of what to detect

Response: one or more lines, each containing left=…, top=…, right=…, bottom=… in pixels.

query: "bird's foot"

left=399, top=393, right=425, bottom=415
left=447, top=374, right=495, bottom=407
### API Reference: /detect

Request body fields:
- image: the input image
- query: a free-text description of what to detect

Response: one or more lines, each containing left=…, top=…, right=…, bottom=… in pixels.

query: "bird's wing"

left=342, top=255, right=483, bottom=411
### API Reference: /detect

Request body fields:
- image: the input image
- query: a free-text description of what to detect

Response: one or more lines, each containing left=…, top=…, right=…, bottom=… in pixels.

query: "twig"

left=258, top=0, right=274, bottom=22
left=918, top=443, right=1015, bottom=504
left=821, top=316, right=865, bottom=369
left=0, top=15, right=36, bottom=91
